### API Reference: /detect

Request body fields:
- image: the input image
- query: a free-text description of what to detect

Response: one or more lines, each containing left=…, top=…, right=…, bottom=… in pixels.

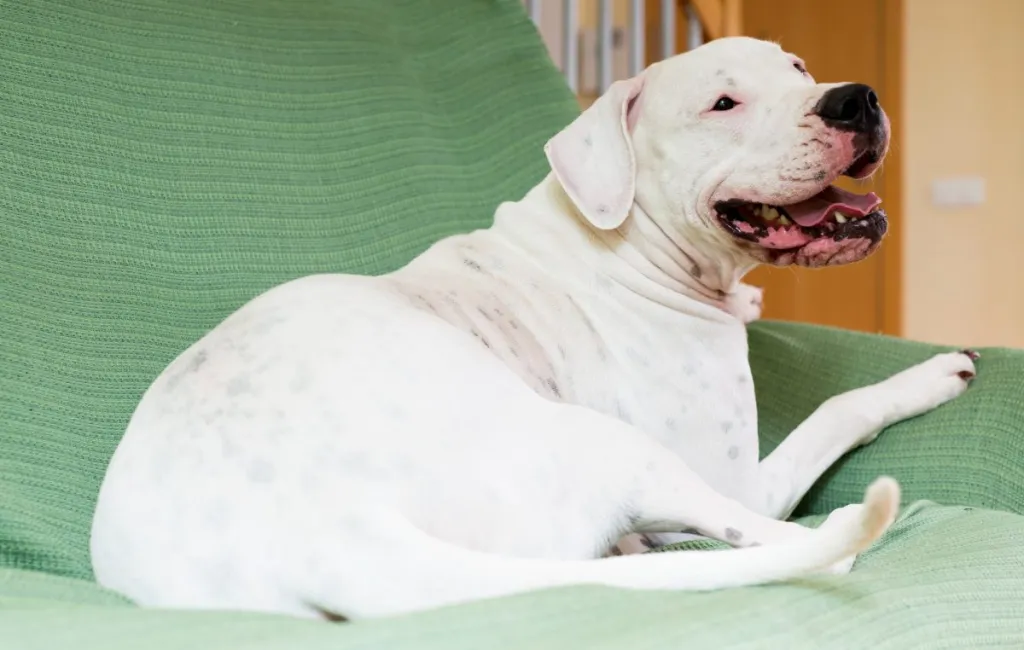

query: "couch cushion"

left=0, top=0, right=579, bottom=579
left=3, top=503, right=1023, bottom=648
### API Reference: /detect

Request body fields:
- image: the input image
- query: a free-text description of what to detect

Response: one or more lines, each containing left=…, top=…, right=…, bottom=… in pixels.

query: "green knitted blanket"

left=1, top=0, right=1022, bottom=647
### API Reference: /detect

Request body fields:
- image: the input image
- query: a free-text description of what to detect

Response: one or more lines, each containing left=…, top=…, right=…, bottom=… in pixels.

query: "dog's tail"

left=303, top=477, right=899, bottom=620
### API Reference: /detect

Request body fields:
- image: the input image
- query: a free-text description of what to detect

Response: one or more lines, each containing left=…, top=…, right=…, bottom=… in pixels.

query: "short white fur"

left=90, top=37, right=975, bottom=621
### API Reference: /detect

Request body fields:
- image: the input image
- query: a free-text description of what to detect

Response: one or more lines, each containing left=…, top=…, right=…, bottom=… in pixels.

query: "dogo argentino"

left=91, top=37, right=977, bottom=621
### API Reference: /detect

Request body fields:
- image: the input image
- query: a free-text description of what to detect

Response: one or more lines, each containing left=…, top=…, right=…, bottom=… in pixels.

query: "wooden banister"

left=572, top=0, right=744, bottom=108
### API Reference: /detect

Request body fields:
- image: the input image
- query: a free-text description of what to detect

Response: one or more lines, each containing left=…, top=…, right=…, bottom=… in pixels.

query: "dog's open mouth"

left=714, top=185, right=887, bottom=266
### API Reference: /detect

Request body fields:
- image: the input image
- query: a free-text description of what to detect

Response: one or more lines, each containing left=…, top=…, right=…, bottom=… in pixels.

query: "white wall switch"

left=930, top=176, right=987, bottom=207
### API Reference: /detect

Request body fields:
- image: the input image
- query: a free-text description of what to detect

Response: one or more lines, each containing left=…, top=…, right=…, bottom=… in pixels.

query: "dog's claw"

left=960, top=349, right=980, bottom=361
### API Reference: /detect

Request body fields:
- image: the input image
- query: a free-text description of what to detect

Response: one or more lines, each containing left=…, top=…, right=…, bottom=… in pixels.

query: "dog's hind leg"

left=290, top=478, right=898, bottom=620
left=287, top=406, right=900, bottom=620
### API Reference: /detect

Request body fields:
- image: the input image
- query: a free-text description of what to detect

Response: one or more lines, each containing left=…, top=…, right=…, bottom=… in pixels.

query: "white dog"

left=91, top=37, right=977, bottom=621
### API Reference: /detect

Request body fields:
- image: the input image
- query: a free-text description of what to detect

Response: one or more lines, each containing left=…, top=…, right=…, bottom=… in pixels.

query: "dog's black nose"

left=814, top=83, right=881, bottom=133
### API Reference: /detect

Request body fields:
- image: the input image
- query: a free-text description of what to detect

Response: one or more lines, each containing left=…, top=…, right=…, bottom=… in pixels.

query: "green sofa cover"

left=1, top=0, right=1022, bottom=647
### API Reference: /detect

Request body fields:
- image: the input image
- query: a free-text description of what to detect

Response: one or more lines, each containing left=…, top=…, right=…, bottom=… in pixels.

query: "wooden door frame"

left=878, top=0, right=904, bottom=336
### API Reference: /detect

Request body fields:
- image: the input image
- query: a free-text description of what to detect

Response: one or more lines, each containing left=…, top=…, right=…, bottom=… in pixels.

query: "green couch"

left=1, top=0, right=1022, bottom=647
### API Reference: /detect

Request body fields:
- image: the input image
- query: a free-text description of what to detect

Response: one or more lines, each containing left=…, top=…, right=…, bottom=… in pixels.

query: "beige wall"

left=903, top=0, right=1024, bottom=348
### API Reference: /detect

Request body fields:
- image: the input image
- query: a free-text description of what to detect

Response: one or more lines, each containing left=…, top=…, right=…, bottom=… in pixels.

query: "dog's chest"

left=574, top=314, right=760, bottom=498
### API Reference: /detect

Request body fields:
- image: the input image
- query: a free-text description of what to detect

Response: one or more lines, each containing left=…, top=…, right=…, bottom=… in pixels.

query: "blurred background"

left=522, top=0, right=1023, bottom=349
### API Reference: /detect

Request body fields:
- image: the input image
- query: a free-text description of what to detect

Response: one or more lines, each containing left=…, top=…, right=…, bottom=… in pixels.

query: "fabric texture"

left=1, top=0, right=1022, bottom=648
left=2, top=503, right=1024, bottom=649
left=0, top=0, right=578, bottom=580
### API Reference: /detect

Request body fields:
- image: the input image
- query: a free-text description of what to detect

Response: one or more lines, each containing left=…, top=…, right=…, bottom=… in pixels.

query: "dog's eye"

left=712, top=96, right=738, bottom=111
left=793, top=62, right=807, bottom=75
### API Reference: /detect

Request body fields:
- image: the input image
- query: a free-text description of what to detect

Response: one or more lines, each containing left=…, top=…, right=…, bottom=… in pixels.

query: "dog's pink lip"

left=765, top=211, right=887, bottom=267
left=842, top=150, right=880, bottom=179
left=714, top=196, right=888, bottom=263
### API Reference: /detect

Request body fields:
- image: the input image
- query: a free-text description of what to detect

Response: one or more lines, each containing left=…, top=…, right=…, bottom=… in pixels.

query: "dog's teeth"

left=834, top=211, right=848, bottom=224
left=777, top=215, right=791, bottom=226
left=763, top=207, right=779, bottom=221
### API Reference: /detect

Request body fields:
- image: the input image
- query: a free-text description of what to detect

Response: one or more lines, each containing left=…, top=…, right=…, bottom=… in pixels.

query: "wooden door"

left=740, top=0, right=903, bottom=334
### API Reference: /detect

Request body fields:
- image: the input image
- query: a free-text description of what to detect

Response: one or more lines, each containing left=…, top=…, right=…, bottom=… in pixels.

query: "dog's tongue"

left=785, top=186, right=882, bottom=227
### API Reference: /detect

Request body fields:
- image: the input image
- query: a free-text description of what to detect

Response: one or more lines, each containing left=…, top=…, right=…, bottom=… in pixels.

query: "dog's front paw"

left=877, top=350, right=978, bottom=426
left=725, top=283, right=764, bottom=324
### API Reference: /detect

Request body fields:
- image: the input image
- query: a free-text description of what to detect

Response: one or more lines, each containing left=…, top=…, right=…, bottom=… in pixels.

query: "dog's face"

left=546, top=37, right=890, bottom=268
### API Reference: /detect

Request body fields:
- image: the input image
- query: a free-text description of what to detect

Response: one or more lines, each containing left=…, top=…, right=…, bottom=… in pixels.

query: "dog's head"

left=545, top=36, right=889, bottom=269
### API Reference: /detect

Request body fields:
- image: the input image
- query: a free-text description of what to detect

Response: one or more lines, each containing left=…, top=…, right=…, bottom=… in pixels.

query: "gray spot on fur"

left=691, top=264, right=702, bottom=279
left=615, top=401, right=633, bottom=424
left=727, top=445, right=740, bottom=460
left=202, top=501, right=231, bottom=531
left=290, top=367, right=312, bottom=393
left=721, top=421, right=733, bottom=433
left=544, top=378, right=562, bottom=399
left=470, top=330, right=492, bottom=349
left=226, top=375, right=253, bottom=396
left=247, top=459, right=276, bottom=484
left=476, top=306, right=493, bottom=321
left=665, top=417, right=677, bottom=431
left=220, top=438, right=241, bottom=458
left=188, top=350, right=209, bottom=372
left=725, top=527, right=743, bottom=542
left=203, top=407, right=225, bottom=425
left=463, top=258, right=483, bottom=272
left=626, top=346, right=650, bottom=368
left=166, top=349, right=210, bottom=390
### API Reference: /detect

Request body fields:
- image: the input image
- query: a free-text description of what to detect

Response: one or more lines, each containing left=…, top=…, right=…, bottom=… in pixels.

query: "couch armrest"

left=748, top=321, right=1024, bottom=516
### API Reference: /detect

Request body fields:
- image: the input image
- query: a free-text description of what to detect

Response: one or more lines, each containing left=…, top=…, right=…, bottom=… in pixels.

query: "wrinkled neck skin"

left=494, top=174, right=752, bottom=319
left=392, top=173, right=755, bottom=418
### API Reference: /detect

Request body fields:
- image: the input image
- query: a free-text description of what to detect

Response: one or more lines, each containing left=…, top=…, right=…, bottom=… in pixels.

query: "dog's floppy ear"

left=544, top=76, right=643, bottom=230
